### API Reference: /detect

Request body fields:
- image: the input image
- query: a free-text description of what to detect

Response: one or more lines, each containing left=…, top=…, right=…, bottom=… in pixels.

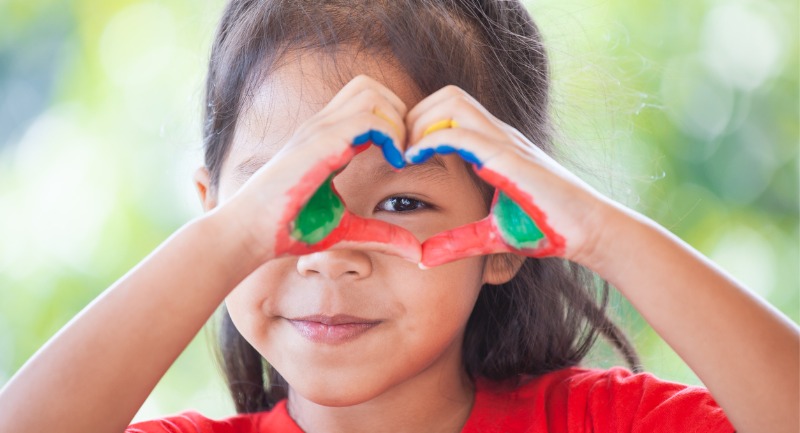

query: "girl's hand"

left=404, top=85, right=610, bottom=268
left=221, top=75, right=421, bottom=264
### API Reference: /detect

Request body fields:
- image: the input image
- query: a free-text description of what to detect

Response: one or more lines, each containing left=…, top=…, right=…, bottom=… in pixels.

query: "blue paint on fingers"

left=409, top=148, right=436, bottom=164
left=357, top=130, right=484, bottom=170
left=455, top=148, right=483, bottom=169
left=353, top=131, right=371, bottom=146
left=352, top=129, right=405, bottom=169
left=408, top=145, right=483, bottom=169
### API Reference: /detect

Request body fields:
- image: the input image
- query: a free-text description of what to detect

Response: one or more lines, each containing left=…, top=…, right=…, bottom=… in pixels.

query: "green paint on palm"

left=493, top=191, right=545, bottom=249
left=291, top=175, right=344, bottom=244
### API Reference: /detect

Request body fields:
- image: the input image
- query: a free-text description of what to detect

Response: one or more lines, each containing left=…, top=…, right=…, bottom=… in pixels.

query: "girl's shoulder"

left=465, top=366, right=735, bottom=433
left=126, top=400, right=300, bottom=433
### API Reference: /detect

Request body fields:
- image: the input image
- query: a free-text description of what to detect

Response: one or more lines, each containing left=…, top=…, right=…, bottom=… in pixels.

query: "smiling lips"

left=288, top=314, right=381, bottom=344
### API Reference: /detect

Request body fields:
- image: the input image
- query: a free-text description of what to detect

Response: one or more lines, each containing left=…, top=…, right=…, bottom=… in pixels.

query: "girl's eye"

left=375, top=196, right=429, bottom=213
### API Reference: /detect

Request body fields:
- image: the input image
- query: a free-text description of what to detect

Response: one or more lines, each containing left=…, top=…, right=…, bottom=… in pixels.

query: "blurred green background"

left=0, top=0, right=797, bottom=423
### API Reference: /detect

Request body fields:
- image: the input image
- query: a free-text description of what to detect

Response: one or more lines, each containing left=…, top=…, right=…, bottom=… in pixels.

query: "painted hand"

left=404, top=86, right=605, bottom=268
left=229, top=75, right=421, bottom=263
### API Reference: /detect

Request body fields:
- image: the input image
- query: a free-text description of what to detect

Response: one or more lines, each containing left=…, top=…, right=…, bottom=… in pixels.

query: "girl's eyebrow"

left=365, top=154, right=451, bottom=185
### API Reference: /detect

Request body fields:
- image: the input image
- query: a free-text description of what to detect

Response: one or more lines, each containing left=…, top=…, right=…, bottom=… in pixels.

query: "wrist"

left=580, top=200, right=679, bottom=287
left=197, top=204, right=274, bottom=278
left=570, top=197, right=642, bottom=275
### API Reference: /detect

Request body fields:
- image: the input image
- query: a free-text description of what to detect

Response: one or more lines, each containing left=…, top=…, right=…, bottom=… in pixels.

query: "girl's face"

left=198, top=52, right=517, bottom=407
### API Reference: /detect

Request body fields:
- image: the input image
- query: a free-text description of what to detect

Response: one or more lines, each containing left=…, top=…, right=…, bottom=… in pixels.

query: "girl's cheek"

left=400, top=258, right=484, bottom=325
left=226, top=261, right=290, bottom=320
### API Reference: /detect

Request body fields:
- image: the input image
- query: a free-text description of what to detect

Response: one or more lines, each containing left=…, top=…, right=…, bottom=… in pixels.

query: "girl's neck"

left=286, top=352, right=475, bottom=433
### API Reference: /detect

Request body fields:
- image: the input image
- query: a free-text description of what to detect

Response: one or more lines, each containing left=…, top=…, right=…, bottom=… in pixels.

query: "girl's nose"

left=295, top=249, right=373, bottom=280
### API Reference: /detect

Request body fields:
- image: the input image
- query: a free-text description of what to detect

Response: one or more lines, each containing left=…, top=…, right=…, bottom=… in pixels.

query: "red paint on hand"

left=477, top=167, right=566, bottom=257
left=421, top=218, right=511, bottom=267
left=284, top=211, right=421, bottom=262
left=271, top=135, right=565, bottom=267
left=273, top=144, right=421, bottom=263
left=420, top=167, right=566, bottom=267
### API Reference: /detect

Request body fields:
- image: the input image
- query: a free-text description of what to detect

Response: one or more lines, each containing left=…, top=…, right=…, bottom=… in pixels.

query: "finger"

left=372, top=81, right=408, bottom=121
left=346, top=89, right=406, bottom=141
left=405, top=85, right=471, bottom=134
left=321, top=88, right=406, bottom=168
left=407, top=92, right=503, bottom=147
left=323, top=85, right=405, bottom=137
left=329, top=86, right=406, bottom=136
left=354, top=75, right=409, bottom=120
left=404, top=126, right=506, bottom=170
left=422, top=118, right=460, bottom=136
left=323, top=75, right=380, bottom=111
left=291, top=106, right=404, bottom=172
left=332, top=110, right=406, bottom=169
left=325, top=212, right=421, bottom=263
left=285, top=211, right=422, bottom=263
left=419, top=217, right=513, bottom=268
left=326, top=74, right=407, bottom=121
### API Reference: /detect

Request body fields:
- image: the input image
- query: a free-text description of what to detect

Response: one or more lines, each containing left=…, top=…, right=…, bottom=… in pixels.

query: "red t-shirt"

left=127, top=367, right=735, bottom=432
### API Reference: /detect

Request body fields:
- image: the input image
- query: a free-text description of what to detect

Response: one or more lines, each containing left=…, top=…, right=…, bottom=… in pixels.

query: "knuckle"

left=443, top=84, right=464, bottom=95
left=352, top=88, right=376, bottom=106
left=353, top=74, right=376, bottom=87
left=342, top=74, right=370, bottom=92
left=443, top=93, right=472, bottom=113
left=453, top=95, right=473, bottom=111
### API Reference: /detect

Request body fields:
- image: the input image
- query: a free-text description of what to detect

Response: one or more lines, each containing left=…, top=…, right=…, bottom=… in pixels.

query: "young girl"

left=1, top=0, right=797, bottom=432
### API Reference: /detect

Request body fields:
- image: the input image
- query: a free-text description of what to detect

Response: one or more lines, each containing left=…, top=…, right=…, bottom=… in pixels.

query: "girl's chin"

left=287, top=382, right=388, bottom=408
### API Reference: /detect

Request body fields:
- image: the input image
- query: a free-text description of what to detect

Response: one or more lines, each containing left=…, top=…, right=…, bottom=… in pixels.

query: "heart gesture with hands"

left=229, top=75, right=605, bottom=268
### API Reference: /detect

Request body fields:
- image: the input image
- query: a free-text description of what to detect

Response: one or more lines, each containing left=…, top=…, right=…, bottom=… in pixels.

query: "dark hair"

left=204, top=0, right=641, bottom=413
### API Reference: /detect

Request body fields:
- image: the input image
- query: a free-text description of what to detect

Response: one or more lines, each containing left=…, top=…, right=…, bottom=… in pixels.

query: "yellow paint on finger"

left=373, top=107, right=402, bottom=138
left=423, top=119, right=459, bottom=137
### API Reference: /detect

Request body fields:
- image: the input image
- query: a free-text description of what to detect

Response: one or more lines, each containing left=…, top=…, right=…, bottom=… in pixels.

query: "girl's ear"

left=482, top=253, right=526, bottom=285
left=193, top=167, right=218, bottom=212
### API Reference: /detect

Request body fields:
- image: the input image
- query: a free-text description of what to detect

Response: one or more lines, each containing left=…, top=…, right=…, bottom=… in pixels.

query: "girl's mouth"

left=287, top=314, right=381, bottom=344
